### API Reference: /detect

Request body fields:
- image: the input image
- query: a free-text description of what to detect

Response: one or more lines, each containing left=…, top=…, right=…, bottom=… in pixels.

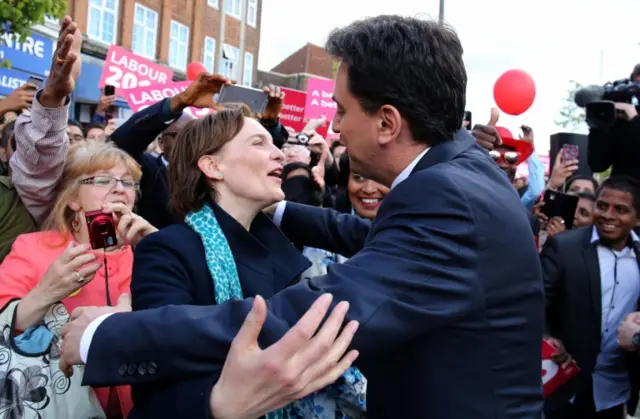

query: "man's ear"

left=377, top=105, right=402, bottom=146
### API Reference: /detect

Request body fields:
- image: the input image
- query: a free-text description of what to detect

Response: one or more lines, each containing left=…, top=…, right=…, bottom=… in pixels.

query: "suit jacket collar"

left=209, top=201, right=310, bottom=298
left=410, top=129, right=477, bottom=176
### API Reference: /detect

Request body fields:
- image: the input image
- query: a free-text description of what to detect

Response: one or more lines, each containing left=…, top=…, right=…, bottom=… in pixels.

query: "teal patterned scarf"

left=185, top=203, right=291, bottom=419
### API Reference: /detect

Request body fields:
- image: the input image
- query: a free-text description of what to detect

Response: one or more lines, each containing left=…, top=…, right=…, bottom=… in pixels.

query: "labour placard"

left=99, top=45, right=173, bottom=96
left=124, top=80, right=211, bottom=118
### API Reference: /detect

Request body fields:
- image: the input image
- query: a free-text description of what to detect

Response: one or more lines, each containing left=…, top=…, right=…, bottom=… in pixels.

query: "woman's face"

left=573, top=197, right=595, bottom=228
left=215, top=118, right=285, bottom=206
left=70, top=161, right=137, bottom=215
left=567, top=179, right=595, bottom=195
left=347, top=172, right=390, bottom=220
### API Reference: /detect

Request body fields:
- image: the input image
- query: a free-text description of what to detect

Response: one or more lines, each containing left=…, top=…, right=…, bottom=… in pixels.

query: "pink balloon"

left=493, top=69, right=536, bottom=116
left=187, top=62, right=207, bottom=81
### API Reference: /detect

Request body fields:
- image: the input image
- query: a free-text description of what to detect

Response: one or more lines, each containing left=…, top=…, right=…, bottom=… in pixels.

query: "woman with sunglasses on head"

left=127, top=109, right=364, bottom=419
left=0, top=140, right=156, bottom=418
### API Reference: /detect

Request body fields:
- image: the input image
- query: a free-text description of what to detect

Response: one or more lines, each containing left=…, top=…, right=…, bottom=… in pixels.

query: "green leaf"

left=0, top=0, right=66, bottom=42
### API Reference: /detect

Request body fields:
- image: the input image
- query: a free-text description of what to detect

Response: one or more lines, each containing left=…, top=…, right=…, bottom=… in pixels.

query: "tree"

left=555, top=80, right=587, bottom=132
left=0, top=0, right=66, bottom=67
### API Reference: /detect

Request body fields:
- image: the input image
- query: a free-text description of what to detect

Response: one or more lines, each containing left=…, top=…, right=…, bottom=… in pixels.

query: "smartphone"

left=560, top=144, right=579, bottom=164
left=217, top=85, right=269, bottom=114
left=26, top=76, right=44, bottom=90
left=85, top=210, right=118, bottom=249
left=104, top=84, right=115, bottom=96
left=542, top=190, right=579, bottom=229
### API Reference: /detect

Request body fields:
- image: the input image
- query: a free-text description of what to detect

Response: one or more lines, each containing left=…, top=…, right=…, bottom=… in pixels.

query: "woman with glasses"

left=0, top=140, right=156, bottom=418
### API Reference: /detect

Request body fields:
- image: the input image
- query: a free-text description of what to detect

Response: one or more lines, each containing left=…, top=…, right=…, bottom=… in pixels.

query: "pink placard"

left=124, top=80, right=211, bottom=118
left=280, top=88, right=307, bottom=133
left=99, top=45, right=174, bottom=96
left=304, top=78, right=337, bottom=121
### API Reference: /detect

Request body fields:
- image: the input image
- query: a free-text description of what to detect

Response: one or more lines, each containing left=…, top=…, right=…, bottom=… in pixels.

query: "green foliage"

left=555, top=80, right=586, bottom=132
left=0, top=0, right=66, bottom=67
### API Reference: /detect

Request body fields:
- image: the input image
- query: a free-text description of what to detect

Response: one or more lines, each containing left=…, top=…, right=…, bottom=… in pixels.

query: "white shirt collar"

left=591, top=225, right=640, bottom=245
left=390, top=148, right=430, bottom=189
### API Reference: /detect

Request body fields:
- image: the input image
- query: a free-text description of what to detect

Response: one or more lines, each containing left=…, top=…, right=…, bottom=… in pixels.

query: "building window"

left=225, top=0, right=242, bottom=19
left=132, top=4, right=158, bottom=59
left=243, top=52, right=253, bottom=86
left=203, top=37, right=216, bottom=73
left=247, top=0, right=257, bottom=27
left=221, top=44, right=239, bottom=80
left=169, top=20, right=189, bottom=70
left=207, top=0, right=219, bottom=8
left=87, top=0, right=118, bottom=44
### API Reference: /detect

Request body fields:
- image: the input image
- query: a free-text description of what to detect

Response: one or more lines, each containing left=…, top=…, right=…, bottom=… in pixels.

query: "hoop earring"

left=71, top=212, right=81, bottom=232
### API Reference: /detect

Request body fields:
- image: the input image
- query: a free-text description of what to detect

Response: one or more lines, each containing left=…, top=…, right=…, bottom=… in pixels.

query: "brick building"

left=0, top=0, right=263, bottom=121
left=257, top=42, right=337, bottom=91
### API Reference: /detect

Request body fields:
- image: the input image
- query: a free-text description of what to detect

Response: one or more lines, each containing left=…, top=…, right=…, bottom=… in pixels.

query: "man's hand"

left=0, top=84, right=37, bottom=116
left=618, top=312, right=640, bottom=351
left=258, top=84, right=285, bottom=121
left=615, top=102, right=638, bottom=121
left=40, top=16, right=82, bottom=108
left=96, top=90, right=117, bottom=115
left=472, top=107, right=502, bottom=151
left=546, top=217, right=566, bottom=237
left=303, top=116, right=327, bottom=133
left=170, top=73, right=230, bottom=112
left=519, top=125, right=534, bottom=145
left=307, top=131, right=333, bottom=167
left=210, top=294, right=359, bottom=419
left=544, top=336, right=572, bottom=368
left=59, top=293, right=132, bottom=376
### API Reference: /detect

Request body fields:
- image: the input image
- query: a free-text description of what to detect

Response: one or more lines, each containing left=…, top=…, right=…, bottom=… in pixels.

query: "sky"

left=258, top=0, right=640, bottom=153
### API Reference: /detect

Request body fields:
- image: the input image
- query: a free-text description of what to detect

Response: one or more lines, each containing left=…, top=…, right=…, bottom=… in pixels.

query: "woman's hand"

left=546, top=217, right=566, bottom=237
left=547, top=152, right=578, bottom=190
left=102, top=203, right=158, bottom=246
left=311, top=148, right=327, bottom=193
left=36, top=243, right=101, bottom=303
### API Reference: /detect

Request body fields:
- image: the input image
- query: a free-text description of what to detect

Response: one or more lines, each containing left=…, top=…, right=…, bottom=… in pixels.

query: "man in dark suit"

left=111, top=74, right=289, bottom=229
left=542, top=176, right=640, bottom=419
left=61, top=15, right=544, bottom=419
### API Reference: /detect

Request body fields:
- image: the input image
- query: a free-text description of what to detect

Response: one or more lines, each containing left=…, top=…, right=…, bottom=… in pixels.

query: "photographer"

left=587, top=64, right=640, bottom=179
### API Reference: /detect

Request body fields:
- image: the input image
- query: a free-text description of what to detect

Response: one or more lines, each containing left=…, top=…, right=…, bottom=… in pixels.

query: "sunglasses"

left=489, top=150, right=519, bottom=165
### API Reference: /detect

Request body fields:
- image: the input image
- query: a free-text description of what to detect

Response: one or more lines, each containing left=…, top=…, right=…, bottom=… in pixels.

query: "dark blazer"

left=111, top=98, right=182, bottom=229
left=111, top=98, right=290, bottom=229
left=541, top=227, right=640, bottom=413
left=84, top=129, right=545, bottom=419
left=126, top=201, right=310, bottom=419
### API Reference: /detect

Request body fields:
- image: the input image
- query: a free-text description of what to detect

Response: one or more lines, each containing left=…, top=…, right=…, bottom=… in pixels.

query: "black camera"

left=295, top=133, right=310, bottom=145
left=575, top=79, right=640, bottom=129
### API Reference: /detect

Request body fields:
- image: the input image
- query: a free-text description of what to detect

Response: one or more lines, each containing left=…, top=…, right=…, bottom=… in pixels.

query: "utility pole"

left=237, top=0, right=248, bottom=84
left=216, top=0, right=227, bottom=73
left=438, top=0, right=445, bottom=24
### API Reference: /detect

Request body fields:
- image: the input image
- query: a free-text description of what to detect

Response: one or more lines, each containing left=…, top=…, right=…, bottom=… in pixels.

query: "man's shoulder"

left=549, top=227, right=590, bottom=249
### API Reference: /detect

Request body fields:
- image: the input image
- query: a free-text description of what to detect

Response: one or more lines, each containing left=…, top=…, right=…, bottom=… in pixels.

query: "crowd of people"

left=1, top=12, right=640, bottom=419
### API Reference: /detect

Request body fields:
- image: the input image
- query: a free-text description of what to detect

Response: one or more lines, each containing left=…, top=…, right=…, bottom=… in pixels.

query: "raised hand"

left=259, top=84, right=285, bottom=121
left=40, top=16, right=83, bottom=108
left=472, top=107, right=502, bottom=151
left=171, top=73, right=231, bottom=112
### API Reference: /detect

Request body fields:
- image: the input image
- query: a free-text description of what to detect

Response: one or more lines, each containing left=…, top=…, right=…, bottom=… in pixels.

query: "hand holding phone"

left=217, top=85, right=269, bottom=114
left=104, top=85, right=115, bottom=96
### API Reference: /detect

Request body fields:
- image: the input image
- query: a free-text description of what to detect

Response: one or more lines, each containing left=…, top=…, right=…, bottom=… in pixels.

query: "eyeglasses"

left=489, top=150, right=519, bottom=165
left=79, top=176, right=140, bottom=191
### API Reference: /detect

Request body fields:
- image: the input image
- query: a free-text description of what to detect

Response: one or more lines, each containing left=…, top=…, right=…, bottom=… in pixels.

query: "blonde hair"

left=43, top=140, right=142, bottom=238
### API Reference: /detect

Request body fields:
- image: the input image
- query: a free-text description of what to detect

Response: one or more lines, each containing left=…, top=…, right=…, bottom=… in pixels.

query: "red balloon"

left=493, top=69, right=536, bottom=116
left=187, top=62, right=207, bottom=81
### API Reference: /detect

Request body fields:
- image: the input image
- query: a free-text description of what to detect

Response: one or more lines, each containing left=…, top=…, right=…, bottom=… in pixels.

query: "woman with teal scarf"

left=129, top=108, right=365, bottom=418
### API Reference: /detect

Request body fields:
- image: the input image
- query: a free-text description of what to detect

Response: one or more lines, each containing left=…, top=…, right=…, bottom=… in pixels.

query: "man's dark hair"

left=68, top=120, right=83, bottom=130
left=325, top=15, right=467, bottom=145
left=85, top=123, right=105, bottom=135
left=631, top=63, right=640, bottom=80
left=596, top=175, right=640, bottom=213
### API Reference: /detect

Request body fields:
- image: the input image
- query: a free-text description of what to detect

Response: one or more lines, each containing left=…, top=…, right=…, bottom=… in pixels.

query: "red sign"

left=99, top=45, right=174, bottom=96
left=280, top=88, right=306, bottom=133
left=123, top=80, right=211, bottom=118
left=541, top=340, right=579, bottom=397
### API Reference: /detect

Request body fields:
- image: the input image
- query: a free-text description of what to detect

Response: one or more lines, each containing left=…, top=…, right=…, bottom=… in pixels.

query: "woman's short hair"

left=44, top=141, right=142, bottom=237
left=168, top=108, right=245, bottom=217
